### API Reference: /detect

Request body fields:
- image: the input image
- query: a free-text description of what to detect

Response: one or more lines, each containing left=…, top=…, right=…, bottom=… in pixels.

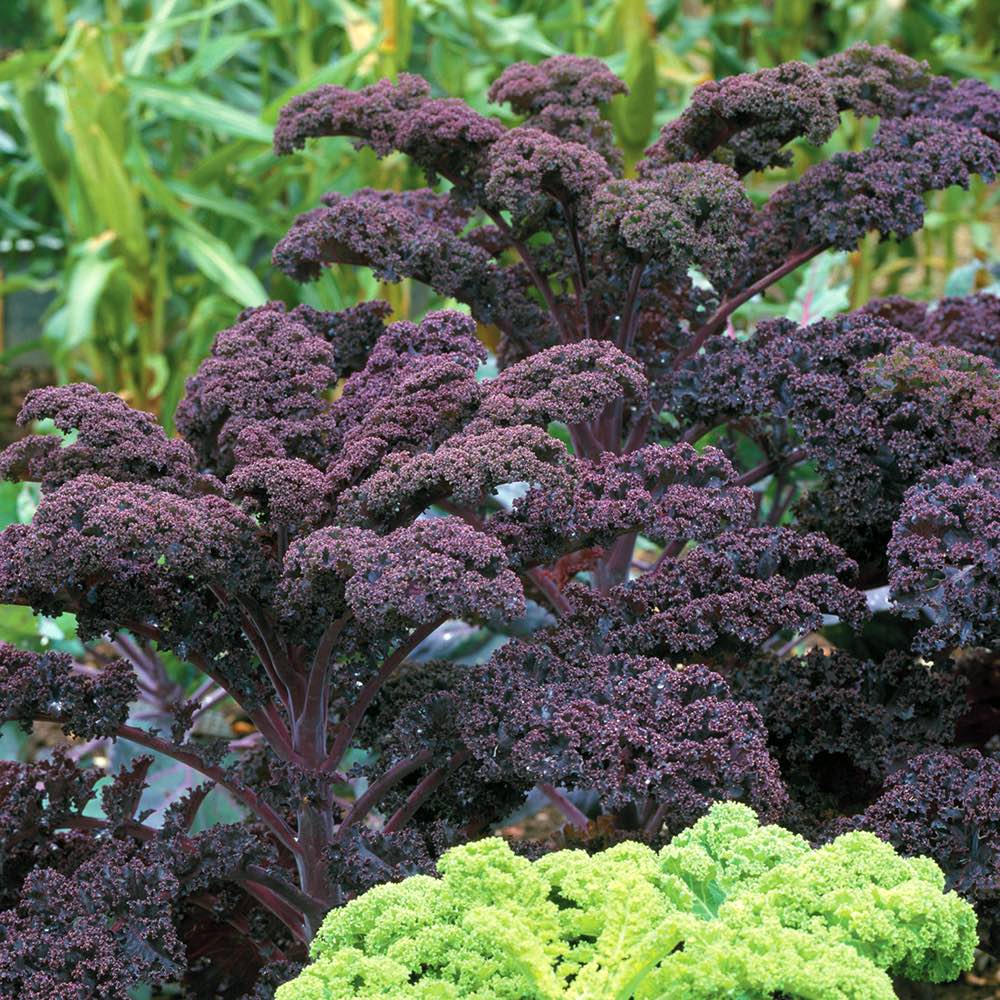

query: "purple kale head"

left=862, top=291, right=1000, bottom=367
left=732, top=650, right=967, bottom=822
left=889, top=462, right=1000, bottom=651
left=457, top=639, right=787, bottom=834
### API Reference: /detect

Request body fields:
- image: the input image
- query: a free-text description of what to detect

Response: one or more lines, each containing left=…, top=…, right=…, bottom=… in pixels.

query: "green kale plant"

left=276, top=802, right=977, bottom=1000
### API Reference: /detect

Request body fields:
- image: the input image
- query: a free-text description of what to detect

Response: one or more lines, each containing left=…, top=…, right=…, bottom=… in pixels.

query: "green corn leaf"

left=124, top=0, right=180, bottom=75
left=143, top=353, right=171, bottom=400
left=185, top=139, right=256, bottom=187
left=15, top=81, right=71, bottom=205
left=164, top=178, right=268, bottom=228
left=0, top=49, right=54, bottom=82
left=61, top=244, right=122, bottom=351
left=173, top=227, right=267, bottom=308
left=0, top=272, right=57, bottom=296
left=120, top=0, right=247, bottom=39
left=45, top=18, right=88, bottom=77
left=166, top=32, right=259, bottom=85
left=63, top=25, right=130, bottom=158
left=615, top=47, right=657, bottom=160
left=0, top=194, right=43, bottom=230
left=125, top=144, right=266, bottom=308
left=127, top=78, right=272, bottom=143
left=261, top=40, right=381, bottom=121
left=607, top=0, right=658, bottom=160
left=65, top=119, right=150, bottom=267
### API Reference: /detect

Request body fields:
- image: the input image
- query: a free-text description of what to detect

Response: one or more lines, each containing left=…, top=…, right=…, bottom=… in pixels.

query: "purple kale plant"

left=1, top=46, right=999, bottom=996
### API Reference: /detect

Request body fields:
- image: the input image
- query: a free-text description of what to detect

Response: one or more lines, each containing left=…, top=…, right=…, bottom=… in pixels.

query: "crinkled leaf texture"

left=274, top=802, right=976, bottom=1000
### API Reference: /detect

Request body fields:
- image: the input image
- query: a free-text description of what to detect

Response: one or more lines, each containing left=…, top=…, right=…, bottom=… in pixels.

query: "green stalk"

left=104, top=0, right=125, bottom=72
left=851, top=232, right=877, bottom=309
left=48, top=0, right=67, bottom=36
left=295, top=1, right=315, bottom=81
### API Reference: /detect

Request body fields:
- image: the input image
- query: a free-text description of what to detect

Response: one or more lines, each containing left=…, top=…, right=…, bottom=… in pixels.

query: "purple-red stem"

left=735, top=448, right=807, bottom=488
left=115, top=724, right=298, bottom=853
left=324, top=619, right=443, bottom=771
left=383, top=749, right=471, bottom=833
left=561, top=201, right=591, bottom=341
left=238, top=881, right=310, bottom=944
left=642, top=802, right=668, bottom=837
left=126, top=620, right=295, bottom=760
left=337, top=749, right=435, bottom=836
left=486, top=209, right=571, bottom=344
left=623, top=407, right=652, bottom=453
left=569, top=420, right=603, bottom=460
left=616, top=260, right=647, bottom=353
left=187, top=891, right=294, bottom=960
left=672, top=246, right=824, bottom=369
left=602, top=531, right=639, bottom=589
left=541, top=783, right=590, bottom=828
left=526, top=567, right=574, bottom=617
left=241, top=865, right=327, bottom=927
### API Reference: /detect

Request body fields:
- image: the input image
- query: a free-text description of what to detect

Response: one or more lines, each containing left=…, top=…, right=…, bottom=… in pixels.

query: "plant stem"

left=324, top=620, right=443, bottom=770
left=616, top=260, right=646, bottom=352
left=642, top=802, right=668, bottom=837
left=673, top=246, right=823, bottom=369
left=383, top=749, right=470, bottom=833
left=526, top=568, right=574, bottom=617
left=115, top=724, right=299, bottom=853
left=240, top=865, right=328, bottom=928
left=540, top=783, right=590, bottom=828
left=337, top=749, right=435, bottom=834
left=735, top=449, right=807, bottom=487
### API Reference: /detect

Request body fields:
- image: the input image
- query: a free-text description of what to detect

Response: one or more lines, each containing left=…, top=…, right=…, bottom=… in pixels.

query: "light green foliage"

left=275, top=803, right=978, bottom=1000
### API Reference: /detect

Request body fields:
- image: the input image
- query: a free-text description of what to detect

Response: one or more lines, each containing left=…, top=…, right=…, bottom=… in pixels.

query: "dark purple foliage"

left=641, top=61, right=839, bottom=175
left=614, top=527, right=868, bottom=657
left=490, top=442, right=753, bottom=569
left=906, top=76, right=1000, bottom=140
left=815, top=43, right=932, bottom=117
left=458, top=642, right=787, bottom=833
left=483, top=127, right=612, bottom=231
left=732, top=650, right=967, bottom=817
left=487, top=55, right=628, bottom=169
left=488, top=55, right=627, bottom=113
left=480, top=339, right=646, bottom=426
left=279, top=516, right=525, bottom=639
left=0, top=837, right=185, bottom=1000
left=1, top=45, right=999, bottom=996
left=737, top=124, right=999, bottom=284
left=588, top=164, right=753, bottom=285
left=673, top=312, right=1000, bottom=562
left=862, top=291, right=1000, bottom=367
left=889, top=462, right=1000, bottom=651
left=0, top=645, right=135, bottom=740
left=273, top=74, right=504, bottom=185
left=0, top=383, right=212, bottom=494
